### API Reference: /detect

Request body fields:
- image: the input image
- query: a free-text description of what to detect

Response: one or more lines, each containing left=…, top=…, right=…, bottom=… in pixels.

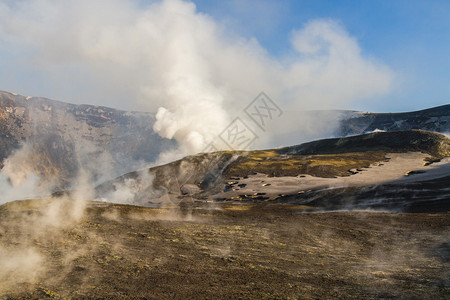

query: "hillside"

left=0, top=90, right=448, bottom=190
left=96, top=130, right=450, bottom=212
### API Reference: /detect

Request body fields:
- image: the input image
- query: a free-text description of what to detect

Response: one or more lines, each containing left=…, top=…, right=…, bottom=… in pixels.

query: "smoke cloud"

left=0, top=0, right=394, bottom=156
left=0, top=142, right=52, bottom=204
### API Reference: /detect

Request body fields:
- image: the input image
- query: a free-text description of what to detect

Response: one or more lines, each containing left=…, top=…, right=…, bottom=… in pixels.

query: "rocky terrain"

left=97, top=130, right=450, bottom=213
left=0, top=91, right=174, bottom=188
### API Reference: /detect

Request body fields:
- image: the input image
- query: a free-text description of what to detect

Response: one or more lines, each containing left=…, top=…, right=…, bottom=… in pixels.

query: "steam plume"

left=0, top=0, right=393, bottom=157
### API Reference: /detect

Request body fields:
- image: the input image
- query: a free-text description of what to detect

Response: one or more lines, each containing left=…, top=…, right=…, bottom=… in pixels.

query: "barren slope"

left=97, top=130, right=450, bottom=212
left=0, top=199, right=448, bottom=299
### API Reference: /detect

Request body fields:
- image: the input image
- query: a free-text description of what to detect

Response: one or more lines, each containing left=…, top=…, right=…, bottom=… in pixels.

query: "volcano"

left=0, top=92, right=449, bottom=298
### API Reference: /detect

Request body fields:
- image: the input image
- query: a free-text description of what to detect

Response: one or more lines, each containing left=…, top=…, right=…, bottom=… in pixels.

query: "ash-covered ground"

left=0, top=199, right=448, bottom=299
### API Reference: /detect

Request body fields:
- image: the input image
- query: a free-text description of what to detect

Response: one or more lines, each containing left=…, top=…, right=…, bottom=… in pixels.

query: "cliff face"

left=0, top=91, right=175, bottom=188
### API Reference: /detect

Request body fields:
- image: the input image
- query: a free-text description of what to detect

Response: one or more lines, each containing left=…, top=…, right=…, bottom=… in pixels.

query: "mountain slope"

left=97, top=130, right=450, bottom=212
left=1, top=89, right=448, bottom=190
left=0, top=91, right=175, bottom=188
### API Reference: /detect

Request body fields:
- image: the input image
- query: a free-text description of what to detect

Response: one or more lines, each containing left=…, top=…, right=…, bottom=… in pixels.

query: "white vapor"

left=0, top=143, right=51, bottom=204
left=0, top=0, right=394, bottom=156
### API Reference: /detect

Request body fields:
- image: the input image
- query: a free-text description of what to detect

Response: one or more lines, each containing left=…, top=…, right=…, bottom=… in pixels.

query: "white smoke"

left=0, top=143, right=51, bottom=204
left=0, top=172, right=41, bottom=205
left=97, top=170, right=154, bottom=205
left=0, top=140, right=97, bottom=207
left=0, top=0, right=394, bottom=156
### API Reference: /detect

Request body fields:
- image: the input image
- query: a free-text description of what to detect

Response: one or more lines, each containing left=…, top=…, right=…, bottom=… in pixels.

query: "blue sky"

left=193, top=0, right=450, bottom=112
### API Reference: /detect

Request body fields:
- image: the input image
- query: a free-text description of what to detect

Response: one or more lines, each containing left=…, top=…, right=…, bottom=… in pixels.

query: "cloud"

left=0, top=0, right=394, bottom=155
left=288, top=20, right=392, bottom=103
